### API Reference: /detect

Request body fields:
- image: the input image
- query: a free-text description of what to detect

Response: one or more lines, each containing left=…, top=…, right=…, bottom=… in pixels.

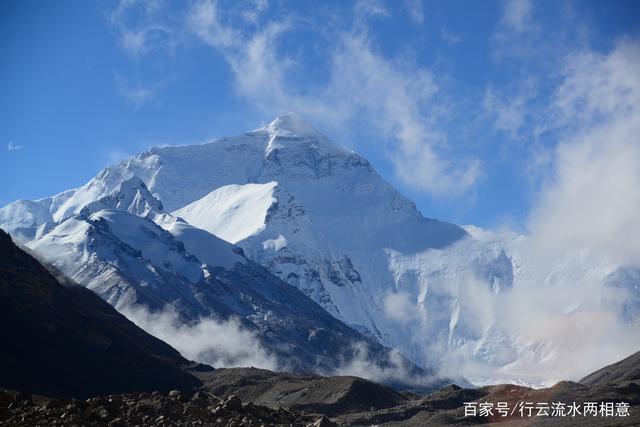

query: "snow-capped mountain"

left=10, top=181, right=420, bottom=376
left=2, top=114, right=637, bottom=386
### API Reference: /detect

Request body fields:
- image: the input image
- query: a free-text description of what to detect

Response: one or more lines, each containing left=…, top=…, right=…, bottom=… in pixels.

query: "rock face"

left=0, top=229, right=201, bottom=398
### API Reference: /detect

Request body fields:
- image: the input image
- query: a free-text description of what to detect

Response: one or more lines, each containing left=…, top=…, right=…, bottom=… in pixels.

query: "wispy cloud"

left=383, top=291, right=419, bottom=325
left=381, top=39, right=640, bottom=385
left=440, top=27, right=460, bottom=44
left=527, top=39, right=640, bottom=267
left=115, top=73, right=162, bottom=110
left=483, top=77, right=538, bottom=137
left=404, top=0, right=424, bottom=25
left=109, top=0, right=178, bottom=57
left=185, top=0, right=481, bottom=196
left=501, top=0, right=533, bottom=33
left=328, top=341, right=440, bottom=388
left=7, top=142, right=22, bottom=151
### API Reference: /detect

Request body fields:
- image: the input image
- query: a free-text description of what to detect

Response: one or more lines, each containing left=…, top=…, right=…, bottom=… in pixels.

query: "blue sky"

left=1, top=0, right=639, bottom=229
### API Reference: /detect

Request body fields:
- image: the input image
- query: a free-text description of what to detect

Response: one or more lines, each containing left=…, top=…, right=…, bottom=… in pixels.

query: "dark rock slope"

left=0, top=229, right=201, bottom=398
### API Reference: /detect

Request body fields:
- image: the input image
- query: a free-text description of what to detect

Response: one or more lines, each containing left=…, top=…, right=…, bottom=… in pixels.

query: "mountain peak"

left=265, top=113, right=322, bottom=138
left=258, top=113, right=351, bottom=158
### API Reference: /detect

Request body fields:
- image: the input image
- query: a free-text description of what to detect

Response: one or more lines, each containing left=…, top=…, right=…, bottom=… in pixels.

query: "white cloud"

left=483, top=78, right=537, bottom=137
left=110, top=0, right=177, bottom=57
left=383, top=291, right=418, bottom=324
left=471, top=40, right=640, bottom=382
left=239, top=0, right=268, bottom=25
left=404, top=0, right=424, bottom=25
left=185, top=0, right=481, bottom=196
left=377, top=39, right=640, bottom=386
left=328, top=342, right=439, bottom=388
left=121, top=305, right=279, bottom=370
left=7, top=142, right=22, bottom=151
left=527, top=39, right=640, bottom=267
left=115, top=73, right=162, bottom=110
left=501, top=0, right=533, bottom=33
left=492, top=0, right=548, bottom=62
left=106, top=148, right=132, bottom=164
left=354, top=0, right=389, bottom=24
left=551, top=40, right=640, bottom=130
left=440, top=27, right=460, bottom=44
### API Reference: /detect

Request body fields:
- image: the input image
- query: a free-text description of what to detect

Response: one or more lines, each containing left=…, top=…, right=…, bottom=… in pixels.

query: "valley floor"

left=3, top=357, right=638, bottom=427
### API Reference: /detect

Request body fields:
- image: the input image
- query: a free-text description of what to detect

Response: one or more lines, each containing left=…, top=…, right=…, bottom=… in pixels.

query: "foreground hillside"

left=0, top=229, right=200, bottom=398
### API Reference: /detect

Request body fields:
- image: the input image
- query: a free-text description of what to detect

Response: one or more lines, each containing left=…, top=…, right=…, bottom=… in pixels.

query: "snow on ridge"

left=89, top=209, right=205, bottom=284
left=173, top=181, right=278, bottom=244
left=265, top=113, right=322, bottom=138
left=164, top=217, right=246, bottom=270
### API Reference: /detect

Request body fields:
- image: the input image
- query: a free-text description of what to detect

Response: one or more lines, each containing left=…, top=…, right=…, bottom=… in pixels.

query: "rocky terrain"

left=2, top=350, right=638, bottom=426
left=332, top=350, right=640, bottom=426
left=192, top=367, right=409, bottom=416
left=0, top=389, right=328, bottom=427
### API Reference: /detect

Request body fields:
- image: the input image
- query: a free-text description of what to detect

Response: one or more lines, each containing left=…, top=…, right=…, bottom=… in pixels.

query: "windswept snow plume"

left=121, top=305, right=279, bottom=371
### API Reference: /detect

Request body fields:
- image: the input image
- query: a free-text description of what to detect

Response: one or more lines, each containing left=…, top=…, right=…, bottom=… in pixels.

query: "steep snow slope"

left=164, top=218, right=245, bottom=270
left=173, top=182, right=277, bottom=243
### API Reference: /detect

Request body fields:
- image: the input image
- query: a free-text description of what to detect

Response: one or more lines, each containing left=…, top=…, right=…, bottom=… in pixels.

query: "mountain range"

left=1, top=114, right=637, bottom=387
